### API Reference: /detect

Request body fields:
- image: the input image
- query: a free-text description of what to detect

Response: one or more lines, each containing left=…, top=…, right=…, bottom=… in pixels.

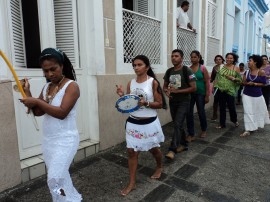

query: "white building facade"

left=2, top=0, right=268, bottom=193
left=224, top=0, right=268, bottom=63
left=263, top=10, right=270, bottom=56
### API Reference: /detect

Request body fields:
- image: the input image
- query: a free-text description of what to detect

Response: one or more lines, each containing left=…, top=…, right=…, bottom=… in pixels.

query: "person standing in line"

left=214, top=52, right=242, bottom=129
left=186, top=50, right=210, bottom=141
left=176, top=1, right=196, bottom=32
left=116, top=55, right=166, bottom=196
left=163, top=49, right=196, bottom=160
left=20, top=48, right=82, bottom=201
left=210, top=55, right=225, bottom=121
left=240, top=55, right=270, bottom=137
left=261, top=55, right=270, bottom=115
left=236, top=63, right=246, bottom=105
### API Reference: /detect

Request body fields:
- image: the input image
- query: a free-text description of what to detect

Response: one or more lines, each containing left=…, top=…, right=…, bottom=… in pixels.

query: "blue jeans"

left=187, top=94, right=207, bottom=136
left=219, top=91, right=237, bottom=127
left=169, top=101, right=189, bottom=152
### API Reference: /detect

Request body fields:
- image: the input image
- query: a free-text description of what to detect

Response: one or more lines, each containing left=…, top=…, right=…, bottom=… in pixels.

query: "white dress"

left=42, top=80, right=82, bottom=202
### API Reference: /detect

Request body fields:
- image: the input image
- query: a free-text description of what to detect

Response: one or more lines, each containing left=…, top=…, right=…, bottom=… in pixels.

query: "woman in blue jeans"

left=186, top=50, right=210, bottom=141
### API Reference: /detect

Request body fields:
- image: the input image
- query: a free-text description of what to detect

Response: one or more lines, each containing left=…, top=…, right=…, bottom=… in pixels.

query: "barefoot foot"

left=151, top=167, right=162, bottom=179
left=120, top=183, right=136, bottom=196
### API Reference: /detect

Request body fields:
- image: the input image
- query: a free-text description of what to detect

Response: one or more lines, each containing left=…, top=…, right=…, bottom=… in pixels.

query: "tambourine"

left=115, top=94, right=140, bottom=113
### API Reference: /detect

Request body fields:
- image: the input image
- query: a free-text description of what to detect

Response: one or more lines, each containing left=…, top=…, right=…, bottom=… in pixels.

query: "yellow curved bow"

left=0, top=50, right=39, bottom=131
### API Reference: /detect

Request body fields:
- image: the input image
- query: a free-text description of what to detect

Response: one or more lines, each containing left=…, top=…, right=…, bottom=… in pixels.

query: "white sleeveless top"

left=42, top=80, right=78, bottom=137
left=130, top=77, right=157, bottom=117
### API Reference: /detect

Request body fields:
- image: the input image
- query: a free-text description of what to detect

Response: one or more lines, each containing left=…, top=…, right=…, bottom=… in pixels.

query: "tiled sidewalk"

left=1, top=106, right=270, bottom=202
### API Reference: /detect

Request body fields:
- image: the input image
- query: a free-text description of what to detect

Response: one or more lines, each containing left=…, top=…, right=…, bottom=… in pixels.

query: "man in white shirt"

left=177, top=1, right=196, bottom=32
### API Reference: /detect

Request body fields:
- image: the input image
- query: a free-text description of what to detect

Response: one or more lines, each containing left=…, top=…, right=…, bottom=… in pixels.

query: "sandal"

left=240, top=131, right=250, bottom=137
left=235, top=122, right=239, bottom=127
left=216, top=125, right=225, bottom=129
left=200, top=131, right=207, bottom=138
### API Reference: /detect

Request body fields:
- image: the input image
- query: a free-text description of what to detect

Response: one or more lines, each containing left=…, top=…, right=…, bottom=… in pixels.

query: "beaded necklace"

left=45, top=76, right=65, bottom=103
left=248, top=70, right=259, bottom=82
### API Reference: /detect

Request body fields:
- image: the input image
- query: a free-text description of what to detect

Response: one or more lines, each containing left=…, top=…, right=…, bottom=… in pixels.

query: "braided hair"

left=132, top=55, right=167, bottom=109
left=39, top=48, right=77, bottom=81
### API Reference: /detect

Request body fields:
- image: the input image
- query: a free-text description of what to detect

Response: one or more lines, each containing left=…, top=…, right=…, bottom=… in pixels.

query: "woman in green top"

left=186, top=50, right=210, bottom=141
left=214, top=53, right=242, bottom=128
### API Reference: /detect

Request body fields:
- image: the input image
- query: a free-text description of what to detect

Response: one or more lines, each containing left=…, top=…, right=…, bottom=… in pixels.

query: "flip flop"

left=200, top=132, right=207, bottom=138
left=240, top=131, right=250, bottom=137
left=216, top=125, right=225, bottom=129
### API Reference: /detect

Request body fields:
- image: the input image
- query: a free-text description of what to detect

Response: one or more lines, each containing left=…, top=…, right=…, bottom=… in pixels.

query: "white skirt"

left=125, top=116, right=164, bottom=151
left=42, top=134, right=82, bottom=202
left=242, top=94, right=270, bottom=131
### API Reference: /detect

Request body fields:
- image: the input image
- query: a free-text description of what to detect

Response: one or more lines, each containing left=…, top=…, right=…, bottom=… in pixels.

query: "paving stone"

left=70, top=156, right=101, bottom=172
left=138, top=167, right=168, bottom=181
left=233, top=147, right=270, bottom=161
left=193, top=139, right=210, bottom=145
left=174, top=164, right=199, bottom=179
left=188, top=154, right=209, bottom=167
left=222, top=131, right=235, bottom=138
left=141, top=184, right=175, bottom=202
left=101, top=153, right=124, bottom=162
left=214, top=136, right=231, bottom=144
left=200, top=189, right=240, bottom=202
left=200, top=146, right=219, bottom=156
left=165, top=176, right=200, bottom=194
left=210, top=142, right=234, bottom=151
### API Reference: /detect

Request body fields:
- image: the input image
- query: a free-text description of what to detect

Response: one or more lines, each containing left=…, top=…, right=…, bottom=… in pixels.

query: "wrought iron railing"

left=122, top=9, right=161, bottom=64
left=177, top=27, right=197, bottom=66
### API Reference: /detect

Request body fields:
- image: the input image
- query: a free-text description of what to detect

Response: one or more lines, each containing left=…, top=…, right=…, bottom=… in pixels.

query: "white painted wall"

left=224, top=0, right=267, bottom=63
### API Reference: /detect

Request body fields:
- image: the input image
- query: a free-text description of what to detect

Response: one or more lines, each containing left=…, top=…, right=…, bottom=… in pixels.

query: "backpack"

left=199, top=64, right=212, bottom=95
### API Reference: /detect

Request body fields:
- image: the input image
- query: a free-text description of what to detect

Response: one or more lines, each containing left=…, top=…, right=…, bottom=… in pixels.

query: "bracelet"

left=146, top=101, right=150, bottom=108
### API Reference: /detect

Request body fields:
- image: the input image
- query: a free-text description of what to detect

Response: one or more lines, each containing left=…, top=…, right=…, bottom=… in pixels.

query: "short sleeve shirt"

left=177, top=7, right=190, bottom=29
left=163, top=66, right=196, bottom=102
left=263, top=65, right=270, bottom=85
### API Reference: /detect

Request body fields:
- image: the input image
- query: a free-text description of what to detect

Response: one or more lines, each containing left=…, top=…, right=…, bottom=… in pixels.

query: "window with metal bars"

left=122, top=0, right=161, bottom=64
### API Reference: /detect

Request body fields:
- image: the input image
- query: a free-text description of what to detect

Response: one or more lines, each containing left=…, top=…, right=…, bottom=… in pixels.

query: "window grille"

left=176, top=27, right=197, bottom=66
left=134, top=0, right=149, bottom=16
left=207, top=1, right=217, bottom=38
left=122, top=9, right=161, bottom=64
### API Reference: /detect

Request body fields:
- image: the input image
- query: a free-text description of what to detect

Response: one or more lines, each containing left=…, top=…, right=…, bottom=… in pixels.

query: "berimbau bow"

left=0, top=50, right=39, bottom=131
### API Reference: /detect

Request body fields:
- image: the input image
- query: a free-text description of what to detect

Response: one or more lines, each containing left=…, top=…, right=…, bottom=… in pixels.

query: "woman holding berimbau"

left=20, top=48, right=82, bottom=201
